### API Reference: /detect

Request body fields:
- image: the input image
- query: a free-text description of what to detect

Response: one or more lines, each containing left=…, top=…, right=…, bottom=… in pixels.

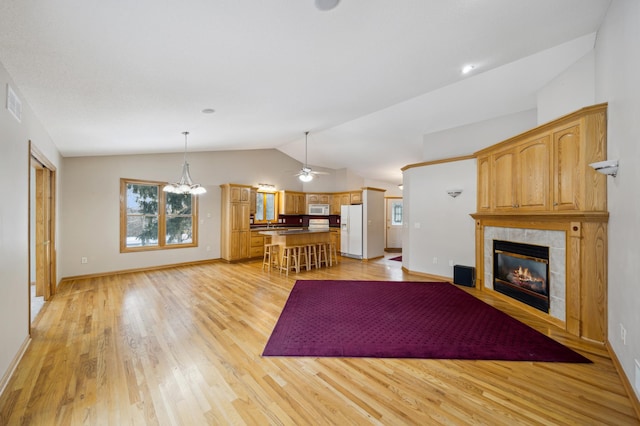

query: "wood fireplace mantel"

left=472, top=214, right=607, bottom=343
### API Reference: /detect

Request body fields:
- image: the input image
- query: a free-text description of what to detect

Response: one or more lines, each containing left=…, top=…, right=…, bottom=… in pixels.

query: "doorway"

left=385, top=197, right=403, bottom=252
left=29, top=142, right=56, bottom=326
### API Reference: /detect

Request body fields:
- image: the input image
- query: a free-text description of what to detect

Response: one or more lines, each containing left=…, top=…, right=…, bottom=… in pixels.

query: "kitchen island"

left=258, top=228, right=331, bottom=247
left=259, top=228, right=332, bottom=273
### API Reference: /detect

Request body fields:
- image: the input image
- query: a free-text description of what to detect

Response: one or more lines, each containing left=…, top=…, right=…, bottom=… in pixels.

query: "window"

left=392, top=202, right=403, bottom=225
left=254, top=191, right=277, bottom=224
left=120, top=178, right=198, bottom=252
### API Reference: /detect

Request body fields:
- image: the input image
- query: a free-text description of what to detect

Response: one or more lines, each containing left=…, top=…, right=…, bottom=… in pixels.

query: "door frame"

left=385, top=196, right=403, bottom=251
left=29, top=141, right=57, bottom=331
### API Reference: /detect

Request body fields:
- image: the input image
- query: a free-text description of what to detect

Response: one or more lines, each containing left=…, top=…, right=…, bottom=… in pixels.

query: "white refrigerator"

left=340, top=204, right=363, bottom=259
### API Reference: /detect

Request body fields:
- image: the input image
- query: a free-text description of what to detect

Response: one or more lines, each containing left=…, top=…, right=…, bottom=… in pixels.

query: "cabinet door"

left=318, top=194, right=331, bottom=204
left=250, top=189, right=257, bottom=214
left=307, top=194, right=319, bottom=204
left=284, top=192, right=295, bottom=214
left=493, top=150, right=516, bottom=210
left=295, top=194, right=306, bottom=214
left=516, top=136, right=550, bottom=210
left=231, top=203, right=250, bottom=232
left=350, top=191, right=362, bottom=204
left=477, top=155, right=491, bottom=211
left=330, top=195, right=342, bottom=215
left=553, top=124, right=582, bottom=210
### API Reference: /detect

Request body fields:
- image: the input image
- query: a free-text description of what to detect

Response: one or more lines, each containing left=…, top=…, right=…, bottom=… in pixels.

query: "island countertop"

left=260, top=228, right=331, bottom=247
left=258, top=228, right=330, bottom=236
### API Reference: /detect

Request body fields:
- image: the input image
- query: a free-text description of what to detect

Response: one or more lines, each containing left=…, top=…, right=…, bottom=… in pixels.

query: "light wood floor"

left=1, top=255, right=638, bottom=425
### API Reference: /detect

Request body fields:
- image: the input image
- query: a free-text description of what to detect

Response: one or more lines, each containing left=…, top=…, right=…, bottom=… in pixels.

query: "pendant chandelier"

left=163, top=131, right=207, bottom=195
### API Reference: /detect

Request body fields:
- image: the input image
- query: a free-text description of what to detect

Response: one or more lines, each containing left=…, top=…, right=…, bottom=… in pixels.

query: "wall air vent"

left=6, top=84, right=22, bottom=123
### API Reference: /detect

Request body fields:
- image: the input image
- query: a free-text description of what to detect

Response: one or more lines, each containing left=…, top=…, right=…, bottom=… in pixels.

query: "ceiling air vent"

left=6, top=84, right=22, bottom=123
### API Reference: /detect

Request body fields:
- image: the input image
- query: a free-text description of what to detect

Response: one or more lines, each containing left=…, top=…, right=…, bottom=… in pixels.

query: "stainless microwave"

left=308, top=204, right=330, bottom=215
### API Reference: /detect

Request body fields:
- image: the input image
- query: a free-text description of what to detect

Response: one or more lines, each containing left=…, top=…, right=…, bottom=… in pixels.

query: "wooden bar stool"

left=328, top=241, right=338, bottom=266
left=297, top=245, right=310, bottom=271
left=262, top=243, right=280, bottom=272
left=306, top=243, right=319, bottom=269
left=280, top=246, right=299, bottom=276
left=317, top=242, right=329, bottom=268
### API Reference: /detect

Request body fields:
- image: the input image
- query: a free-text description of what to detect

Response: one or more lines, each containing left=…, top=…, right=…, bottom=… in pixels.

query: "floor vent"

left=6, top=84, right=22, bottom=122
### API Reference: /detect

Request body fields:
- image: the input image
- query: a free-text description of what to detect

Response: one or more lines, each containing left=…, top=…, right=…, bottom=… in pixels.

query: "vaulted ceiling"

left=0, top=0, right=611, bottom=184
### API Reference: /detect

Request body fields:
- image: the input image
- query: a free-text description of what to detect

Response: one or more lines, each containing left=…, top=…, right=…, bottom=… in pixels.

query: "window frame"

left=120, top=178, right=199, bottom=252
left=253, top=190, right=279, bottom=225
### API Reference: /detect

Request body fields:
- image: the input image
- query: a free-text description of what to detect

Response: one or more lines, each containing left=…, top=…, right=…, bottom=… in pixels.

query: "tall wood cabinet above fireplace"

left=475, top=103, right=607, bottom=214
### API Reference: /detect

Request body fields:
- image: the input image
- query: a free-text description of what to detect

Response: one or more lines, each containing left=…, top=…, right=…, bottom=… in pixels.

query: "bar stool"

left=280, top=246, right=299, bottom=276
left=297, top=245, right=310, bottom=271
left=317, top=242, right=329, bottom=268
left=328, top=241, right=339, bottom=266
left=262, top=243, right=280, bottom=272
left=306, top=243, right=319, bottom=269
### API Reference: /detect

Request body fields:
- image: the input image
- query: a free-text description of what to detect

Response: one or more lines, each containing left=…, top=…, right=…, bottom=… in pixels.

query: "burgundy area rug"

left=389, top=255, right=402, bottom=261
left=262, top=280, right=590, bottom=362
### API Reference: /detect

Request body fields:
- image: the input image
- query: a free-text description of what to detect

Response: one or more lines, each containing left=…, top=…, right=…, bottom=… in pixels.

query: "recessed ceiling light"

left=462, top=65, right=475, bottom=74
left=201, top=108, right=215, bottom=114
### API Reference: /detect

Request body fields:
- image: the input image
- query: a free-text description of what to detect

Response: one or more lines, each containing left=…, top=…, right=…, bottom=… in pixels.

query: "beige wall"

left=0, top=61, right=62, bottom=385
left=60, top=149, right=303, bottom=278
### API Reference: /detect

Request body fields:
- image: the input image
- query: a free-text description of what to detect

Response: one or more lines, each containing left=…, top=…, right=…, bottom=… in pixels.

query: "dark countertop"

left=258, top=228, right=331, bottom=236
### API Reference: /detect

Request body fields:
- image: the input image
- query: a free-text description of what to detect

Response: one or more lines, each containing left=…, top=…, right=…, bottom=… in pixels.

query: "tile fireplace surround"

left=484, top=226, right=566, bottom=321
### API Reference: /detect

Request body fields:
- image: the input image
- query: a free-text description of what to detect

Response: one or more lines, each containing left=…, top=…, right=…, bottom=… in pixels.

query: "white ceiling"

left=0, top=0, right=611, bottom=184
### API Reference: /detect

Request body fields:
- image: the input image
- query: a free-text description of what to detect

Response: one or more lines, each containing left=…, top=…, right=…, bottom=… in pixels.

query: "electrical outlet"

left=620, top=323, right=627, bottom=345
left=432, top=257, right=438, bottom=264
left=206, top=246, right=211, bottom=252
left=449, top=259, right=454, bottom=267
left=81, top=257, right=88, bottom=264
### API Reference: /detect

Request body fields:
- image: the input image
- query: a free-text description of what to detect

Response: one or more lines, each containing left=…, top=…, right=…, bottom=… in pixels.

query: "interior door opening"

left=385, top=197, right=403, bottom=252
left=29, top=142, right=56, bottom=327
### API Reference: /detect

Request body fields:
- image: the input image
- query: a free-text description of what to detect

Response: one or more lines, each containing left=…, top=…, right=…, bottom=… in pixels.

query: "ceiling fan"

left=295, top=131, right=328, bottom=182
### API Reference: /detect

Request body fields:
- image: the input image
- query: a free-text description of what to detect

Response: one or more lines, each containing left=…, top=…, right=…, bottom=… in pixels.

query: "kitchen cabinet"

left=474, top=103, right=607, bottom=214
left=250, top=188, right=257, bottom=215
left=331, top=192, right=351, bottom=214
left=279, top=190, right=306, bottom=215
left=250, top=230, right=271, bottom=259
left=350, top=191, right=363, bottom=204
left=220, top=184, right=252, bottom=261
left=306, top=193, right=331, bottom=205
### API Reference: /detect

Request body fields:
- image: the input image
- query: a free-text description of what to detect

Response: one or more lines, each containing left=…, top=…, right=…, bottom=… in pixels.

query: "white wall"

left=403, top=159, right=476, bottom=278
left=594, top=0, right=640, bottom=400
left=0, top=61, right=62, bottom=387
left=422, top=109, right=537, bottom=160
left=363, top=189, right=385, bottom=260
left=537, top=50, right=596, bottom=124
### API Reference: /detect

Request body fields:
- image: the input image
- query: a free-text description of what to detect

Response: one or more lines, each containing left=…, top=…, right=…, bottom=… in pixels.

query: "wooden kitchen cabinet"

left=279, top=190, right=306, bottom=215
left=221, top=184, right=252, bottom=261
left=250, top=188, right=257, bottom=215
left=475, top=103, right=607, bottom=214
left=350, top=191, right=363, bottom=204
left=306, top=193, right=331, bottom=205
left=250, top=230, right=271, bottom=259
left=330, top=192, right=350, bottom=214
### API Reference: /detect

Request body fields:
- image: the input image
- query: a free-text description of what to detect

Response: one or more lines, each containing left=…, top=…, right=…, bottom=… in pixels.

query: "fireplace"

left=493, top=240, right=550, bottom=313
